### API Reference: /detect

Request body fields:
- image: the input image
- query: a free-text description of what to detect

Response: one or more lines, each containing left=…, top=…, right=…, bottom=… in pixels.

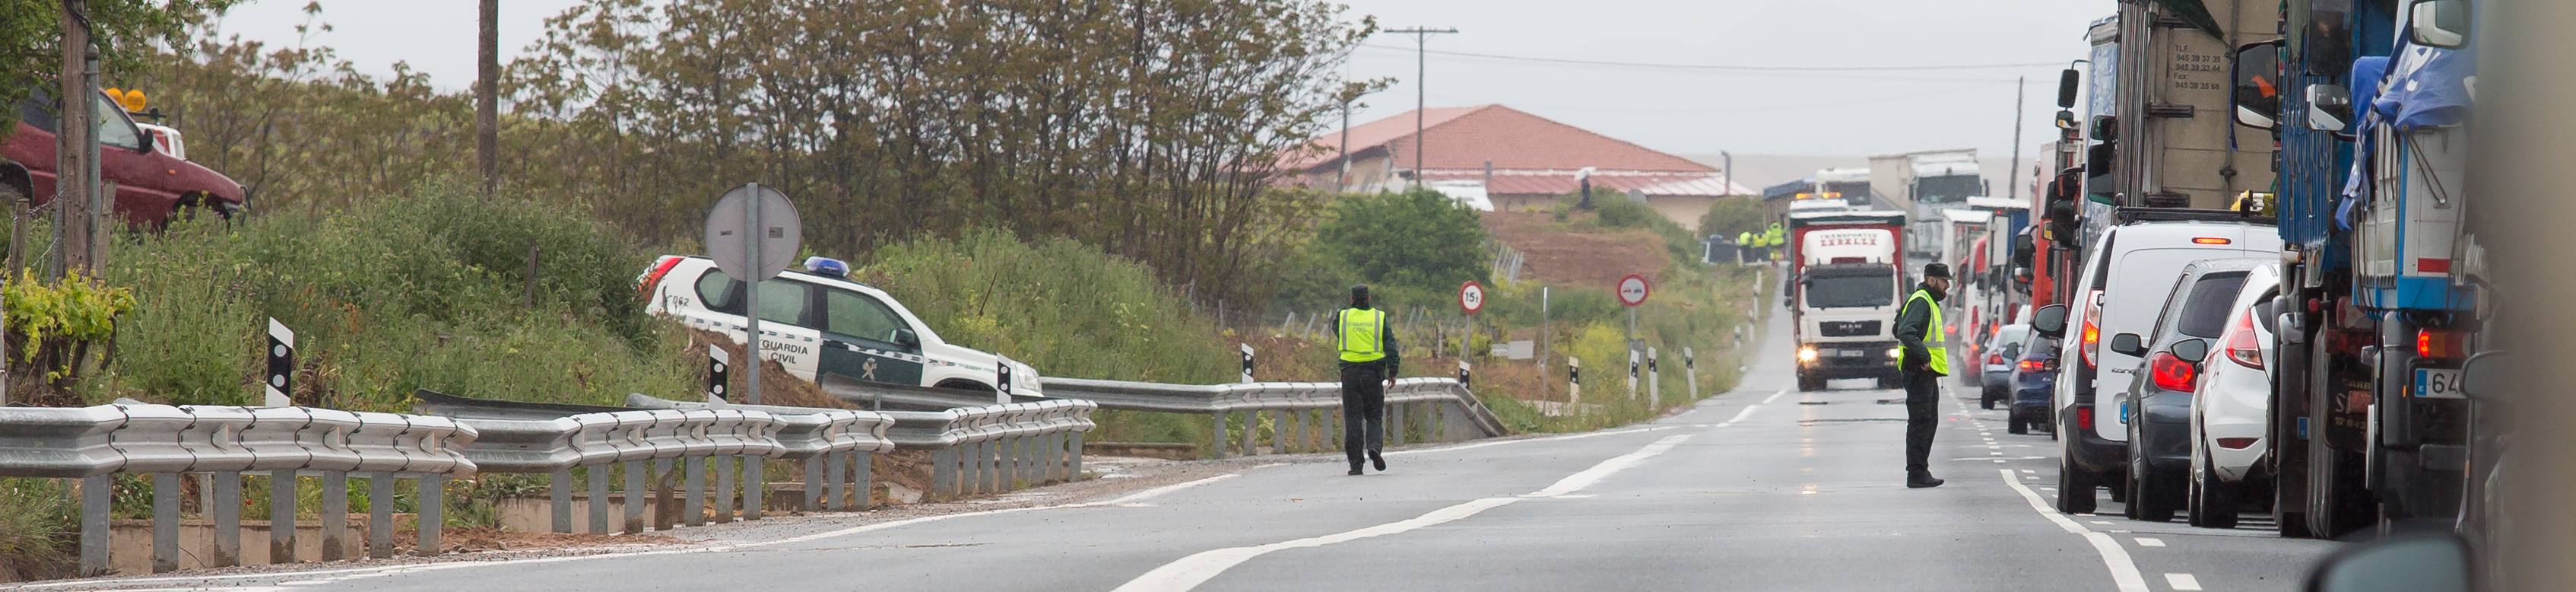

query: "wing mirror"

left=2458, top=351, right=2508, bottom=401
left=2055, top=68, right=2081, bottom=110
left=2233, top=40, right=2284, bottom=130
left=2303, top=530, right=2470, bottom=592
left=2031, top=304, right=2068, bottom=338
left=2169, top=339, right=2210, bottom=364
left=2306, top=84, right=2354, bottom=134
left=2408, top=0, right=2470, bottom=49
left=893, top=329, right=922, bottom=348
left=2110, top=333, right=2146, bottom=358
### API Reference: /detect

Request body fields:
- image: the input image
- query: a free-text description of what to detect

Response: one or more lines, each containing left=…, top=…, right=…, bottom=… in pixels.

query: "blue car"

left=2009, top=332, right=2060, bottom=435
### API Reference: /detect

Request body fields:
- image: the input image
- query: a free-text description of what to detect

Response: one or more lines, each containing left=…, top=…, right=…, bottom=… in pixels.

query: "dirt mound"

left=682, top=329, right=845, bottom=409
left=1480, top=211, right=1670, bottom=288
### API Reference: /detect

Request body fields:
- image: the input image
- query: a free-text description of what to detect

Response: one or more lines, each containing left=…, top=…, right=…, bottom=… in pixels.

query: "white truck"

left=1785, top=209, right=1911, bottom=391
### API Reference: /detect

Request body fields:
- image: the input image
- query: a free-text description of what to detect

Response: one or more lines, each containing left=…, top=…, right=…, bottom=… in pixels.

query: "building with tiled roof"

left=1279, top=104, right=1751, bottom=231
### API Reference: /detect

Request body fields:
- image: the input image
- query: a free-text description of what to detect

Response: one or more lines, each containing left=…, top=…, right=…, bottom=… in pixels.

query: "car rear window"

left=2102, top=248, right=2242, bottom=339
left=2174, top=272, right=2249, bottom=339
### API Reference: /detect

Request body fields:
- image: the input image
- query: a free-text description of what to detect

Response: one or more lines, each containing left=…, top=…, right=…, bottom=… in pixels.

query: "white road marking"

left=1112, top=434, right=1696, bottom=592
left=2091, top=520, right=2114, bottom=525
left=1385, top=425, right=1670, bottom=457
left=2134, top=537, right=2166, bottom=548
left=2022, top=469, right=2038, bottom=474
left=1762, top=389, right=1788, bottom=405
left=2165, top=573, right=2203, bottom=591
left=1724, top=404, right=1762, bottom=425
left=1997, top=469, right=2152, bottom=592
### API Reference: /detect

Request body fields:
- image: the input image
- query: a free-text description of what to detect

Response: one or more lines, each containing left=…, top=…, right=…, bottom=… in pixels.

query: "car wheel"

left=1979, top=385, right=1997, bottom=409
left=2190, top=447, right=2239, bottom=529
left=1796, top=370, right=1822, bottom=392
left=2275, top=482, right=2314, bottom=538
left=2055, top=432, right=2097, bottom=514
left=2007, top=412, right=2027, bottom=434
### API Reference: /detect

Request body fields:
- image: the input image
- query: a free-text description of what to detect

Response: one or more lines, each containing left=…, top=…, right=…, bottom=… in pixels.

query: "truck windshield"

left=1804, top=271, right=1896, bottom=309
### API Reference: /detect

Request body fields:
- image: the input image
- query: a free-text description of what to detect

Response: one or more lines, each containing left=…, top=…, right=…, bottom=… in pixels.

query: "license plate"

left=1837, top=349, right=1863, bottom=358
left=2415, top=368, right=2463, bottom=399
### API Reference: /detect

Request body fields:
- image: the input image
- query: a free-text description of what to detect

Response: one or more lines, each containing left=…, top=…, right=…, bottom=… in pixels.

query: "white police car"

left=638, top=255, right=1042, bottom=397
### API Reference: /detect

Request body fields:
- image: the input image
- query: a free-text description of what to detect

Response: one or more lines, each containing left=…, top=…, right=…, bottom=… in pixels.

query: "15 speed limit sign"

left=1458, top=281, right=1486, bottom=314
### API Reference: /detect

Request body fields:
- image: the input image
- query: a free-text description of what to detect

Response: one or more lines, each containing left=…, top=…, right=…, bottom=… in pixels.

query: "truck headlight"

left=1886, top=348, right=1902, bottom=359
left=1797, top=346, right=1819, bottom=363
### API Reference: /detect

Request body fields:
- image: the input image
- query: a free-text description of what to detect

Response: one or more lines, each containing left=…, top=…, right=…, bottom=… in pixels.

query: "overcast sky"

left=213, top=0, right=2108, bottom=160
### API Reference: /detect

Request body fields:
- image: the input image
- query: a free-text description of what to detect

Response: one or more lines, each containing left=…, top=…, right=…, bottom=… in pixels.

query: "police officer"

left=1895, top=263, right=1952, bottom=489
left=1337, top=285, right=1402, bottom=475
left=1737, top=231, right=1756, bottom=264
left=1764, top=221, right=1786, bottom=263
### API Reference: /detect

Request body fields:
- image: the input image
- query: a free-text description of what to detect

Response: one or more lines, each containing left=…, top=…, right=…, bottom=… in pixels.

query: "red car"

left=2, top=88, right=245, bottom=224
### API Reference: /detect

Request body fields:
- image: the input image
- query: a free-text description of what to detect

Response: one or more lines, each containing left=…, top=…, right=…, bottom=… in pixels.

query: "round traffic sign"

left=704, top=183, right=803, bottom=281
left=1458, top=281, right=1486, bottom=314
left=1616, top=273, right=1651, bottom=307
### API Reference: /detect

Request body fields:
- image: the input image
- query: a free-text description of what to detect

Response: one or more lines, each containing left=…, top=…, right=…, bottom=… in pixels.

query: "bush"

left=858, top=229, right=1235, bottom=385
left=1313, top=189, right=1490, bottom=297
left=1699, top=195, right=1767, bottom=240
left=90, top=179, right=698, bottom=409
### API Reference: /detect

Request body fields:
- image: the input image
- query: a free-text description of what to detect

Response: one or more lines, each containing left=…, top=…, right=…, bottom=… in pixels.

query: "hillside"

left=1479, top=211, right=1671, bottom=288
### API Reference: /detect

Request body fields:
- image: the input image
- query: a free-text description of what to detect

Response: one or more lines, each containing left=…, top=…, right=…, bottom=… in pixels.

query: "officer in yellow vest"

left=1894, top=263, right=1952, bottom=489
left=1337, top=285, right=1403, bottom=476
left=1737, top=231, right=1755, bottom=263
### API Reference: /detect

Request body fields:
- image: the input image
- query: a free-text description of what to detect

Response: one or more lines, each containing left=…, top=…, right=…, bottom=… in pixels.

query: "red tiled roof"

left=1418, top=170, right=1752, bottom=197
left=1279, top=105, right=1716, bottom=174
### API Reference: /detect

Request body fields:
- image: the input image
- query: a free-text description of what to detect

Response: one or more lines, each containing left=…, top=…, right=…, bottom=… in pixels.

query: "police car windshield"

left=1804, top=268, right=1896, bottom=309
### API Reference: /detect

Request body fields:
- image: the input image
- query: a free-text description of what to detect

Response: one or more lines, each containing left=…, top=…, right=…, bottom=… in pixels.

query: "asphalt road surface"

left=38, top=300, right=2338, bottom=592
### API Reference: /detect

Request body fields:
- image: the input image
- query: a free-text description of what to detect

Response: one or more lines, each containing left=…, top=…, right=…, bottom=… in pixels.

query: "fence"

left=0, top=403, right=477, bottom=576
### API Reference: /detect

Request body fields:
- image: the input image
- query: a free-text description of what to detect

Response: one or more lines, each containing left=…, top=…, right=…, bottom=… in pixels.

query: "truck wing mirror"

left=2409, top=0, right=2470, bottom=49
left=2302, top=530, right=2469, bottom=592
left=2110, top=333, right=2146, bottom=358
left=2306, top=84, right=2354, bottom=134
left=2458, top=351, right=2508, bottom=401
left=2031, top=304, right=2069, bottom=337
left=2055, top=68, right=2081, bottom=110
left=2232, top=40, right=2283, bottom=130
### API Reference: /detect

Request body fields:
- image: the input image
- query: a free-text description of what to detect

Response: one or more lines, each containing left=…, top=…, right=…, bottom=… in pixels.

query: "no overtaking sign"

left=1616, top=273, right=1651, bottom=307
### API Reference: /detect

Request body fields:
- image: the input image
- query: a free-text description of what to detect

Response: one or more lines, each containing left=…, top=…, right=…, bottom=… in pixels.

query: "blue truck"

left=2232, top=0, right=2483, bottom=539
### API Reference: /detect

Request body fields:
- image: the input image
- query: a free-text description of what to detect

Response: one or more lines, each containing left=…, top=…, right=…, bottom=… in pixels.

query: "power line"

left=1353, top=43, right=2057, bottom=72
left=1349, top=46, right=2031, bottom=84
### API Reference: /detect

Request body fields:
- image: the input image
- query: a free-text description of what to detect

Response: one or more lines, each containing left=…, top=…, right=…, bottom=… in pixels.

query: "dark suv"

left=2, top=88, right=245, bottom=224
left=2107, top=258, right=2261, bottom=522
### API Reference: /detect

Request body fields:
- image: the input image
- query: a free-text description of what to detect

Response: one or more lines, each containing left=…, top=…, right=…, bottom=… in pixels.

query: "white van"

left=2038, top=215, right=2279, bottom=514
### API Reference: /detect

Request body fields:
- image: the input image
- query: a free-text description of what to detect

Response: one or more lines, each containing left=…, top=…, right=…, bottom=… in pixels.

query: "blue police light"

left=803, top=256, right=849, bottom=278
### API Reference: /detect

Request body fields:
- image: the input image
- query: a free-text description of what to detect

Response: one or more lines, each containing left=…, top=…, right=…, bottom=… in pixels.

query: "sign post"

left=1647, top=347, right=1661, bottom=408
left=1627, top=349, right=1640, bottom=399
left=264, top=319, right=294, bottom=408
left=1458, top=280, right=1484, bottom=371
left=1683, top=346, right=1699, bottom=400
left=703, top=183, right=802, bottom=405
left=1239, top=343, right=1256, bottom=384
left=1615, top=273, right=1651, bottom=401
left=1567, top=357, right=1581, bottom=409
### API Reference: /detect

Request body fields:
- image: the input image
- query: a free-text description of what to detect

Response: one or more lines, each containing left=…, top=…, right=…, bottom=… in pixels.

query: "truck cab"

left=1785, top=209, right=1909, bottom=391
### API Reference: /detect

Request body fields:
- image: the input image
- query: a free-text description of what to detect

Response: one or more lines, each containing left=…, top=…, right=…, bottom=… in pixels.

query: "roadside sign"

left=704, top=183, right=803, bottom=404
left=265, top=319, right=294, bottom=408
left=1458, top=281, right=1486, bottom=314
left=1616, top=274, right=1651, bottom=307
left=1240, top=343, right=1256, bottom=384
left=706, top=347, right=730, bottom=408
left=704, top=183, right=803, bottom=280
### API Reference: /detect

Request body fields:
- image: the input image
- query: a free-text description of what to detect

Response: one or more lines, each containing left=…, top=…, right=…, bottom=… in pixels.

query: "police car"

left=638, top=255, right=1043, bottom=397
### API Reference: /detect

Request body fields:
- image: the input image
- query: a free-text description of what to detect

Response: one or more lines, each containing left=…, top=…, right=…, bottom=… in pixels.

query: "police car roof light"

left=804, top=256, right=850, bottom=278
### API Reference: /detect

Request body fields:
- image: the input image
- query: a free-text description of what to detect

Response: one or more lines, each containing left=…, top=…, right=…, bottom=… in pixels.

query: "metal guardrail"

left=630, top=393, right=1096, bottom=501
left=1035, top=377, right=1507, bottom=457
left=0, top=403, right=478, bottom=576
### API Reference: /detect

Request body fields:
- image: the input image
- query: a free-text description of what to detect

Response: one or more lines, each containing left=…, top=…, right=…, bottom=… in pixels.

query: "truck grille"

left=1820, top=320, right=1881, bottom=336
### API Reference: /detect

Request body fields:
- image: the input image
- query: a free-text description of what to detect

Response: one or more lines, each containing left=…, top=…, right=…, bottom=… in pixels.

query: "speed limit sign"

left=1458, top=281, right=1486, bottom=314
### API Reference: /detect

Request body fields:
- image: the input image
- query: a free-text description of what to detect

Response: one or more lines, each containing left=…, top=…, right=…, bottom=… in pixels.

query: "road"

left=39, top=300, right=2337, bottom=592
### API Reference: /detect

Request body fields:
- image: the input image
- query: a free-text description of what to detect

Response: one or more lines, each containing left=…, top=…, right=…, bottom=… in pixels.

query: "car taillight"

left=2076, top=406, right=2094, bottom=430
left=2416, top=329, right=2467, bottom=360
left=2216, top=438, right=2259, bottom=450
left=2019, top=359, right=2044, bottom=371
left=2149, top=352, right=2198, bottom=391
left=2223, top=312, right=2264, bottom=370
left=1988, top=353, right=2006, bottom=365
left=638, top=256, right=684, bottom=299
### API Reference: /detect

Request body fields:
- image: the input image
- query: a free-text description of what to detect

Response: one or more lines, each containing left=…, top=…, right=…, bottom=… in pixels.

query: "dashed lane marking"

left=2165, top=573, right=2203, bottom=591
left=1762, top=389, right=1788, bottom=405
left=1998, top=469, right=2153, bottom=592
left=2135, top=537, right=2165, bottom=548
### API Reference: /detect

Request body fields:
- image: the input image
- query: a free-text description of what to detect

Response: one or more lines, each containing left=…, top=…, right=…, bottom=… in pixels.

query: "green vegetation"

left=1699, top=196, right=1768, bottom=241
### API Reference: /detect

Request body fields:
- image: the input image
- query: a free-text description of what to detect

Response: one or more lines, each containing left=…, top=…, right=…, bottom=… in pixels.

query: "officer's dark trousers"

left=1905, top=370, right=1941, bottom=474
left=1340, top=363, right=1388, bottom=467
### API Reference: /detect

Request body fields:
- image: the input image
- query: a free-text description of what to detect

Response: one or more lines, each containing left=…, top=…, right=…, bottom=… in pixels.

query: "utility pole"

left=1721, top=151, right=1734, bottom=196
left=52, top=0, right=97, bottom=278
left=1385, top=27, right=1457, bottom=190
left=477, top=0, right=500, bottom=201
left=2007, top=76, right=2026, bottom=202
left=1337, top=100, right=1350, bottom=189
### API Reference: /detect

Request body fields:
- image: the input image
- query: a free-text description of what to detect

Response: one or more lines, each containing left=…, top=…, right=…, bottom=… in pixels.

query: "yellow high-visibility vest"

left=1907, top=288, right=1949, bottom=375
left=1337, top=308, right=1387, bottom=363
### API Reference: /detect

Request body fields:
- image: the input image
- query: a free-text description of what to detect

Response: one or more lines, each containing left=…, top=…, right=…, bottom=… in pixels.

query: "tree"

left=1314, top=189, right=1490, bottom=295
left=476, top=0, right=498, bottom=200
left=1698, top=196, right=1767, bottom=240
left=0, top=0, right=240, bottom=131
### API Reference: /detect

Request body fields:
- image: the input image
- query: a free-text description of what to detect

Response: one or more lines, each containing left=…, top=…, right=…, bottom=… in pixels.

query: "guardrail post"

left=800, top=457, right=822, bottom=511
left=979, top=439, right=999, bottom=494
left=78, top=475, right=109, bottom=575
left=1239, top=411, right=1258, bottom=457
left=585, top=465, right=610, bottom=534
left=1280, top=410, right=1302, bottom=453
left=931, top=447, right=956, bottom=499
left=152, top=473, right=179, bottom=572
left=851, top=450, right=872, bottom=507
left=1327, top=409, right=1342, bottom=451
left=366, top=473, right=393, bottom=559
left=214, top=471, right=243, bottom=566
left=823, top=450, right=845, bottom=511
left=321, top=471, right=347, bottom=562
left=270, top=469, right=298, bottom=564
left=1068, top=431, right=1085, bottom=479
left=744, top=460, right=766, bottom=520
left=1427, top=404, right=1445, bottom=443
left=1387, top=404, right=1406, bottom=447
left=1208, top=411, right=1229, bottom=459
left=416, top=474, right=444, bottom=556
left=998, top=438, right=1017, bottom=489
left=684, top=457, right=706, bottom=526
left=549, top=469, right=573, bottom=533
left=623, top=460, right=647, bottom=533
left=714, top=456, right=737, bottom=523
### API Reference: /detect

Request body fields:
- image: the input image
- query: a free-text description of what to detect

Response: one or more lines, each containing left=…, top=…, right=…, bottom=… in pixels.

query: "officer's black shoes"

left=1369, top=450, right=1387, bottom=472
left=1906, top=472, right=1946, bottom=489
left=1347, top=467, right=1364, bottom=476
